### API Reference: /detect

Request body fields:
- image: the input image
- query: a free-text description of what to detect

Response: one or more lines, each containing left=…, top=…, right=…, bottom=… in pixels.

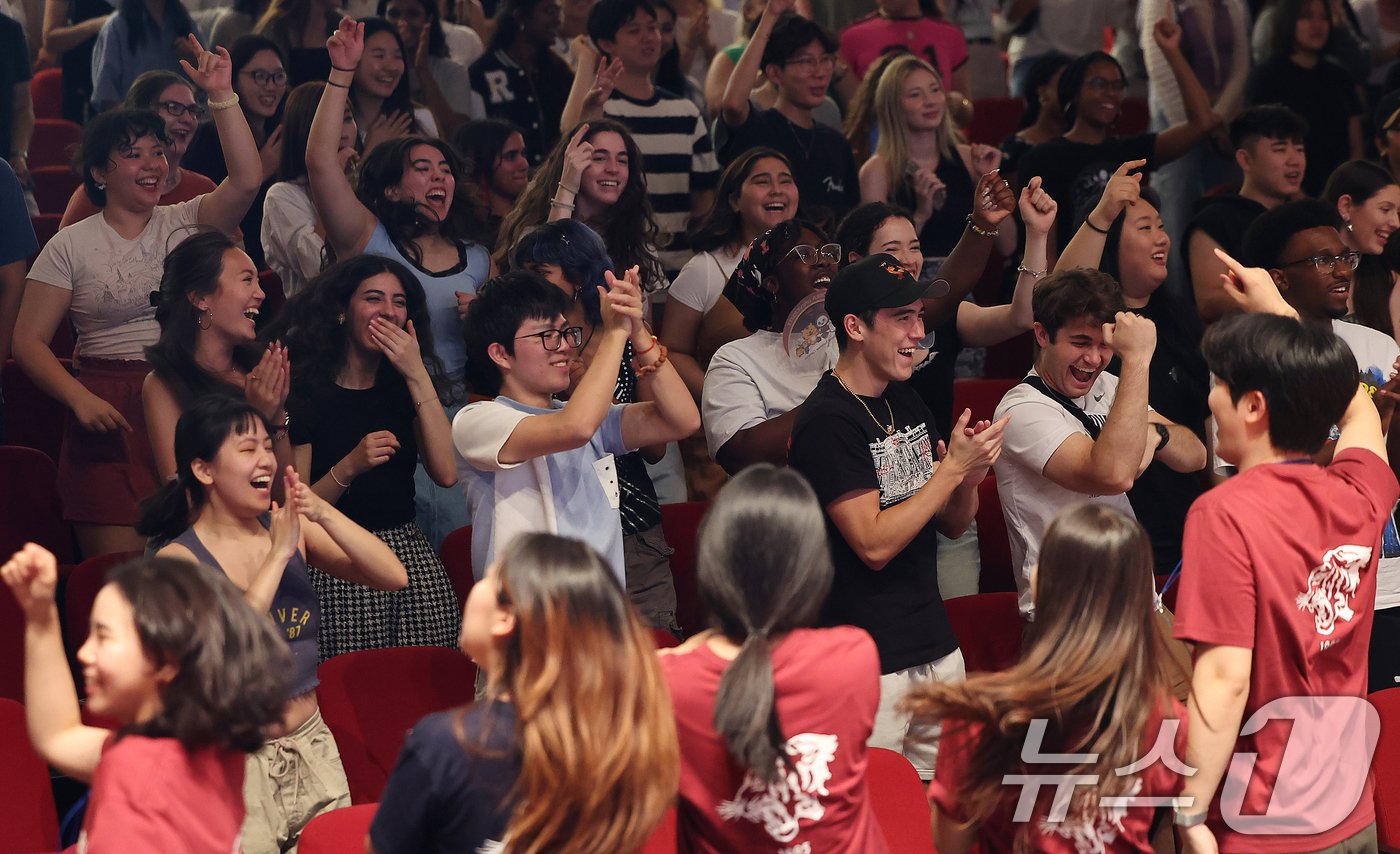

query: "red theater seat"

left=946, top=592, right=1023, bottom=673
left=298, top=803, right=377, bottom=854
left=0, top=699, right=60, bottom=850
left=867, top=747, right=935, bottom=853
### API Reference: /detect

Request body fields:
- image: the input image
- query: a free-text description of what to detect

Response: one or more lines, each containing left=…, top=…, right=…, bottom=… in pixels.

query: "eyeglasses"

left=158, top=100, right=207, bottom=119
left=1281, top=251, right=1361, bottom=273
left=242, top=69, right=287, bottom=88
left=1085, top=76, right=1126, bottom=93
left=784, top=53, right=837, bottom=73
left=515, top=326, right=584, bottom=350
left=786, top=243, right=842, bottom=265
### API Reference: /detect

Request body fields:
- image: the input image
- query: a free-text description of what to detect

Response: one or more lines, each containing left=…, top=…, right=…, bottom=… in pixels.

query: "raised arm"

left=1041, top=312, right=1156, bottom=495
left=182, top=37, right=264, bottom=233
left=826, top=411, right=1005, bottom=569
left=618, top=276, right=702, bottom=449
left=721, top=0, right=794, bottom=128
left=560, top=41, right=622, bottom=131
left=1055, top=159, right=1144, bottom=272
left=307, top=18, right=380, bottom=259
left=922, top=170, right=1016, bottom=330
left=958, top=177, right=1056, bottom=347
left=289, top=467, right=408, bottom=590
left=1, top=544, right=108, bottom=783
left=1149, top=7, right=1219, bottom=165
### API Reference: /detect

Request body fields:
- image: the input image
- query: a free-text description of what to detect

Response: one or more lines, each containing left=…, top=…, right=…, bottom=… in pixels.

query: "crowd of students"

left=2, top=0, right=1400, bottom=850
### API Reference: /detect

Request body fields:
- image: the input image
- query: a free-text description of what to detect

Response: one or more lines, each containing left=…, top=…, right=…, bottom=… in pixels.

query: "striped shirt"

left=605, top=87, right=720, bottom=279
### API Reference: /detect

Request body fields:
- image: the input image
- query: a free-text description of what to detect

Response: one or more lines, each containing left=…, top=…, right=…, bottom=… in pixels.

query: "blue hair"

left=510, top=220, right=616, bottom=326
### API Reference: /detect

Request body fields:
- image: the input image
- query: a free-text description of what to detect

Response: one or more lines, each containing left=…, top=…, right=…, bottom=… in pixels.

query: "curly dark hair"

left=262, top=253, right=456, bottom=406
left=690, top=146, right=794, bottom=254
left=496, top=119, right=665, bottom=291
left=111, top=555, right=291, bottom=753
left=355, top=135, right=489, bottom=266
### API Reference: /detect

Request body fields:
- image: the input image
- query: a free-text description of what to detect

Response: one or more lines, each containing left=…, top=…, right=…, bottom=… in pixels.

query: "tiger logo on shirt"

left=1297, top=544, right=1371, bottom=636
left=716, top=733, right=838, bottom=846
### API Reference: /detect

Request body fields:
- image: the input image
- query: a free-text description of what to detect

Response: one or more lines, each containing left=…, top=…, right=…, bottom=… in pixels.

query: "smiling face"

left=856, top=215, right=924, bottom=278
left=1243, top=134, right=1306, bottom=201
left=732, top=156, right=798, bottom=234
left=1074, top=59, right=1125, bottom=128
left=343, top=272, right=410, bottom=355
left=768, top=226, right=836, bottom=325
left=358, top=30, right=407, bottom=99
left=1034, top=316, right=1114, bottom=399
left=387, top=142, right=456, bottom=221
left=1344, top=186, right=1400, bottom=255
left=77, top=585, right=169, bottom=725
left=155, top=82, right=199, bottom=160
left=900, top=67, right=946, bottom=133
left=194, top=418, right=277, bottom=518
left=1275, top=226, right=1354, bottom=320
left=1115, top=200, right=1170, bottom=304
left=492, top=132, right=530, bottom=199
left=95, top=133, right=169, bottom=210
left=599, top=8, right=661, bottom=73
left=522, top=0, right=562, bottom=43
left=1294, top=0, right=1330, bottom=53
left=856, top=300, right=927, bottom=383
left=238, top=49, right=287, bottom=119
left=386, top=0, right=429, bottom=50
left=196, top=248, right=264, bottom=344
left=497, top=313, right=577, bottom=397
left=769, top=39, right=834, bottom=110
left=579, top=130, right=629, bottom=206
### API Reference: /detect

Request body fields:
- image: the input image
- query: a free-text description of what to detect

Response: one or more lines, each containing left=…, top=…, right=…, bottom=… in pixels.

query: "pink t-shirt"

left=838, top=15, right=969, bottom=85
left=75, top=733, right=245, bottom=854
left=659, top=626, right=889, bottom=854
left=1174, top=449, right=1398, bottom=852
left=928, top=701, right=1189, bottom=853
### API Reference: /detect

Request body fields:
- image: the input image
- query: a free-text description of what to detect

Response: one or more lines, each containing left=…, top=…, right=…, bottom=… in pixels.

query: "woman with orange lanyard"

left=10, top=35, right=265, bottom=558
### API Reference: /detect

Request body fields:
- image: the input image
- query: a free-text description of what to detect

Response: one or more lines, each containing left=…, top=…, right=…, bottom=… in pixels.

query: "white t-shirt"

left=668, top=246, right=743, bottom=315
left=993, top=369, right=1138, bottom=615
left=261, top=180, right=324, bottom=297
left=452, top=397, right=632, bottom=583
left=443, top=22, right=484, bottom=69
left=701, top=331, right=836, bottom=457
left=27, top=199, right=204, bottom=361
left=1334, top=319, right=1400, bottom=611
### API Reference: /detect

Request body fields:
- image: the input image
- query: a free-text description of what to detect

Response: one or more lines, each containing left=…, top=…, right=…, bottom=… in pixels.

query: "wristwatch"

left=1173, top=808, right=1208, bottom=828
left=1154, top=423, right=1171, bottom=452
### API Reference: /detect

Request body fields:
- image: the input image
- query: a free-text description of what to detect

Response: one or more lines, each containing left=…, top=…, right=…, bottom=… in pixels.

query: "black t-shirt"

left=370, top=700, right=521, bottom=854
left=1108, top=292, right=1209, bottom=572
left=1245, top=56, right=1361, bottom=197
left=908, top=315, right=962, bottom=441
left=0, top=15, right=30, bottom=158
left=788, top=372, right=958, bottom=673
left=717, top=105, right=860, bottom=227
left=1017, top=133, right=1157, bottom=252
left=894, top=153, right=974, bottom=258
left=288, top=380, right=419, bottom=530
left=1182, top=194, right=1266, bottom=309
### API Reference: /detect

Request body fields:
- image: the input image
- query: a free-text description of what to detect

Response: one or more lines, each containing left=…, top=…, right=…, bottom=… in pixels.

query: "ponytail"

left=713, top=630, right=786, bottom=782
left=136, top=477, right=195, bottom=544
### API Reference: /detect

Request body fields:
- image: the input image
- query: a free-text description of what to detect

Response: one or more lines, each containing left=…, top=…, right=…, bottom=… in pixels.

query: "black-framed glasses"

left=242, top=69, right=287, bottom=88
left=786, top=243, right=842, bottom=265
left=515, top=326, right=583, bottom=350
left=784, top=53, right=837, bottom=73
left=1281, top=251, right=1361, bottom=273
left=158, top=100, right=207, bottom=119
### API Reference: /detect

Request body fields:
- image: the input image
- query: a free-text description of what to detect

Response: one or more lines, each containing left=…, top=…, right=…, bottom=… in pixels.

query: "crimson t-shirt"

left=76, top=733, right=245, bottom=853
left=838, top=14, right=969, bottom=85
left=1174, top=449, right=1398, bottom=852
left=658, top=626, right=890, bottom=854
left=928, top=700, right=1189, bottom=853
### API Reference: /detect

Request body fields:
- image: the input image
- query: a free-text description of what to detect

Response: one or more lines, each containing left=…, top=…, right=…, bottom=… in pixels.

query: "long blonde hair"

left=872, top=54, right=963, bottom=199
left=902, top=504, right=1177, bottom=831
left=486, top=533, right=678, bottom=854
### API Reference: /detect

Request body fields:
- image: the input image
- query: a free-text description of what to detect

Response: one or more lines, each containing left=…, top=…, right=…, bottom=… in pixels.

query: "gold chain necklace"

left=832, top=370, right=895, bottom=436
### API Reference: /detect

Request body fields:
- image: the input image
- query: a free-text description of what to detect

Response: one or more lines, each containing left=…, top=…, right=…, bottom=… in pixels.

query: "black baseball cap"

left=824, top=253, right=930, bottom=327
left=1377, top=90, right=1400, bottom=135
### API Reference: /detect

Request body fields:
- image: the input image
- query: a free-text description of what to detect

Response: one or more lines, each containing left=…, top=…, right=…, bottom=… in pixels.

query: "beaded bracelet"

left=633, top=344, right=669, bottom=378
left=207, top=93, right=240, bottom=111
left=965, top=215, right=998, bottom=238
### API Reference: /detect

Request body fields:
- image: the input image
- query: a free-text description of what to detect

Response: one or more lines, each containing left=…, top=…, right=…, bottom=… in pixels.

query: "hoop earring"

left=197, top=308, right=212, bottom=331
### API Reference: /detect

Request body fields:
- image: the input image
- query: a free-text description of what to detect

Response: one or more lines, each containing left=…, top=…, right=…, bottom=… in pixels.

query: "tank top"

left=169, top=518, right=320, bottom=698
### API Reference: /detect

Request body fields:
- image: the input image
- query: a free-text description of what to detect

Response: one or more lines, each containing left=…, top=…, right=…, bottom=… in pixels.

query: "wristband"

left=207, top=93, right=240, bottom=111
left=326, top=79, right=350, bottom=89
left=558, top=182, right=580, bottom=195
left=331, top=63, right=357, bottom=72
left=1085, top=217, right=1110, bottom=234
left=634, top=334, right=658, bottom=356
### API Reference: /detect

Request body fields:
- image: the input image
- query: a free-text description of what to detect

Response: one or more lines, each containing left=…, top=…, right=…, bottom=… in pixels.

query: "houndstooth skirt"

left=309, top=520, right=462, bottom=662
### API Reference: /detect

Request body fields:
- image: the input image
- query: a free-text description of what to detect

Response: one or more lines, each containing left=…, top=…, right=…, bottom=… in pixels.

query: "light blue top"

left=453, top=397, right=630, bottom=583
left=363, top=222, right=489, bottom=398
left=91, top=12, right=202, bottom=110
